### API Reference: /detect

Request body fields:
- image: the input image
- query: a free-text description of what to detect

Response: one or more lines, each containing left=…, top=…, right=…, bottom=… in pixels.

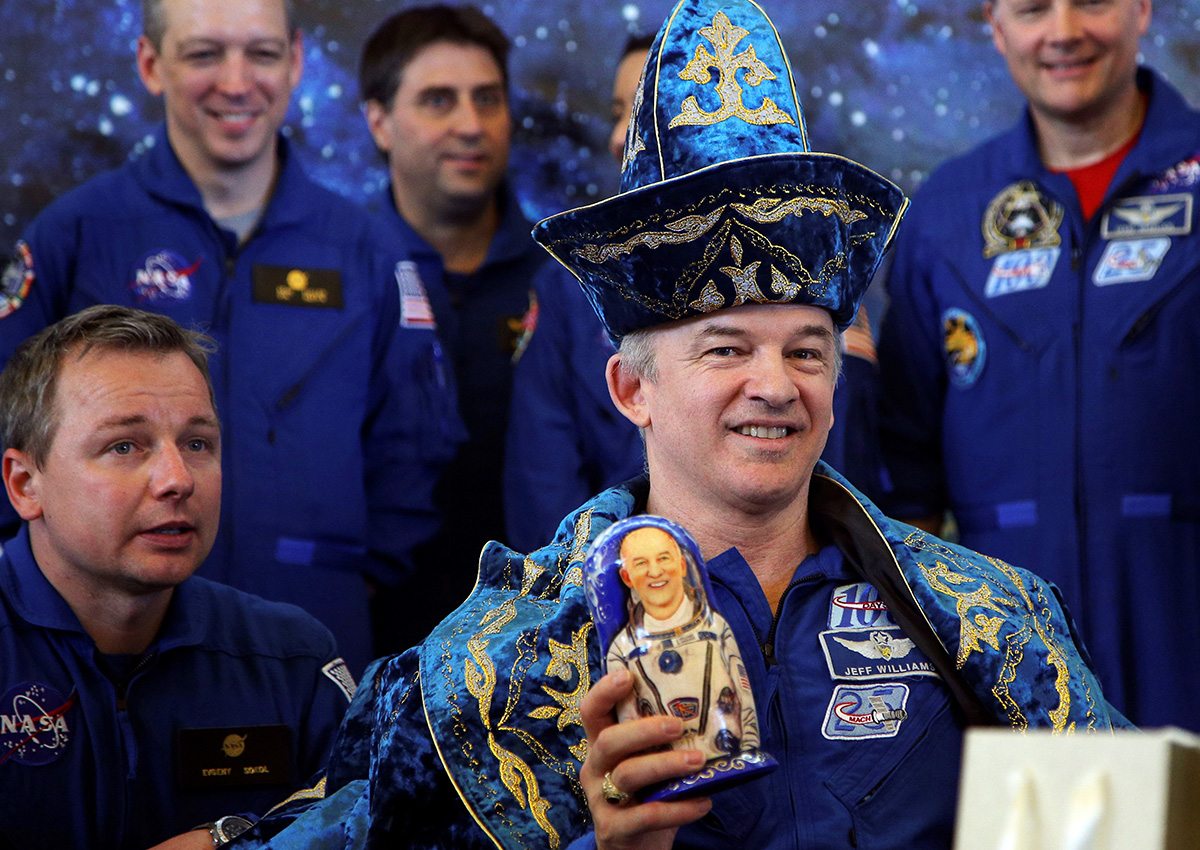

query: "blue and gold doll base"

left=642, top=747, right=779, bottom=802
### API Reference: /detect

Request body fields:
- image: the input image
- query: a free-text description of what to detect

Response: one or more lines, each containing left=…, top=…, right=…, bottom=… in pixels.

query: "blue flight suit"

left=234, top=462, right=1126, bottom=850
left=503, top=266, right=644, bottom=552
left=878, top=69, right=1200, bottom=731
left=373, top=186, right=557, bottom=647
left=0, top=527, right=353, bottom=850
left=0, top=127, right=460, bottom=675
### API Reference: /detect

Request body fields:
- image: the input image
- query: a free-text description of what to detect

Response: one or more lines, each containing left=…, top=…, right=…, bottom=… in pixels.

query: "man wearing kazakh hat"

left=231, top=1, right=1127, bottom=849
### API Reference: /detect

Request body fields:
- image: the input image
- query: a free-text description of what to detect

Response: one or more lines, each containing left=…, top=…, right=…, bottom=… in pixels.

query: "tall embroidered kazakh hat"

left=533, top=0, right=908, bottom=339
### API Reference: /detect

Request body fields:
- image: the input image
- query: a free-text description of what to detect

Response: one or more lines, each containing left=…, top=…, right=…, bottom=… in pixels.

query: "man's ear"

left=2, top=449, right=44, bottom=522
left=364, top=99, right=393, bottom=154
left=288, top=29, right=305, bottom=91
left=136, top=34, right=165, bottom=96
left=982, top=2, right=1007, bottom=57
left=606, top=353, right=651, bottom=429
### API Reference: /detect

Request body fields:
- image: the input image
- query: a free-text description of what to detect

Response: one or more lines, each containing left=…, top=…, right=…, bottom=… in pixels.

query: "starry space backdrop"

left=1, top=0, right=1199, bottom=256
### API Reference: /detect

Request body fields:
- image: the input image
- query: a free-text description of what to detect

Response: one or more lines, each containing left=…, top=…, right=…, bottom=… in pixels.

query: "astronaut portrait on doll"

left=600, top=519, right=760, bottom=762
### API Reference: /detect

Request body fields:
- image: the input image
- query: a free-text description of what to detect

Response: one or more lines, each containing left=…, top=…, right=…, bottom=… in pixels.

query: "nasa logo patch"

left=130, top=250, right=202, bottom=303
left=0, top=241, right=34, bottom=319
left=984, top=247, right=1060, bottom=298
left=821, top=683, right=910, bottom=740
left=1150, top=152, right=1200, bottom=192
left=0, top=681, right=75, bottom=766
left=942, top=308, right=986, bottom=388
left=1093, top=238, right=1171, bottom=286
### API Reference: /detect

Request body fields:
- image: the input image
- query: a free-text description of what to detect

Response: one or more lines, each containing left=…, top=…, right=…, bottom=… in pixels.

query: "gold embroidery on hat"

left=768, top=264, right=802, bottom=300
left=733, top=195, right=866, bottom=226
left=565, top=183, right=890, bottom=323
left=688, top=280, right=726, bottom=312
left=572, top=208, right=726, bottom=264
left=668, top=10, right=795, bottom=128
left=621, top=65, right=648, bottom=174
left=719, top=236, right=768, bottom=304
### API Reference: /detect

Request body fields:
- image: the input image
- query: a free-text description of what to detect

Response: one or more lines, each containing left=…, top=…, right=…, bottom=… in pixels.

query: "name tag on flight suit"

left=176, top=724, right=295, bottom=790
left=252, top=265, right=344, bottom=309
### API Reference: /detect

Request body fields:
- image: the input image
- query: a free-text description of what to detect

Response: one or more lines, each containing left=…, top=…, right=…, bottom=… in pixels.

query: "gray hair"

left=615, top=326, right=659, bottom=382
left=0, top=305, right=217, bottom=469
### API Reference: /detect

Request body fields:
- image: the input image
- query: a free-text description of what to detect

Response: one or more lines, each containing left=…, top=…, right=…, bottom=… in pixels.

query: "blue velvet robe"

left=242, top=462, right=1129, bottom=849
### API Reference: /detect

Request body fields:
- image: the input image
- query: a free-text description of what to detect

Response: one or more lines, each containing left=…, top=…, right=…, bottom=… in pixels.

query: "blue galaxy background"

left=1, top=0, right=1199, bottom=254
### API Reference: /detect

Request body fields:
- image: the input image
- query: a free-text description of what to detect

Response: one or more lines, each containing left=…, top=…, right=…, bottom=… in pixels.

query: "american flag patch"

left=841, top=304, right=876, bottom=365
left=395, top=261, right=436, bottom=329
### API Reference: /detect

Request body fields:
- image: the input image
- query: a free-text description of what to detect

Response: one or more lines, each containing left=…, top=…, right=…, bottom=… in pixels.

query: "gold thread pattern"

left=572, top=208, right=726, bottom=265
left=668, top=11, right=795, bottom=128
left=621, top=65, right=648, bottom=174
left=265, top=775, right=327, bottom=814
left=907, top=531, right=1075, bottom=732
left=568, top=193, right=875, bottom=322
left=919, top=559, right=1010, bottom=666
left=448, top=510, right=598, bottom=849
left=732, top=195, right=866, bottom=226
left=688, top=279, right=725, bottom=312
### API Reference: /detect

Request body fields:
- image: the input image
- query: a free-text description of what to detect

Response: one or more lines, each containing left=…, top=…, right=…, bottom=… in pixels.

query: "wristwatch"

left=195, top=815, right=254, bottom=847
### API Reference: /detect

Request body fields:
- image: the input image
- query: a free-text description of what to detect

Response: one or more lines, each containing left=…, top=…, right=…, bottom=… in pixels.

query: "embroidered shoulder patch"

left=821, top=683, right=910, bottom=740
left=322, top=658, right=357, bottom=702
left=0, top=681, right=75, bottom=766
left=1093, top=238, right=1171, bottom=286
left=942, top=308, right=986, bottom=388
left=0, top=241, right=34, bottom=319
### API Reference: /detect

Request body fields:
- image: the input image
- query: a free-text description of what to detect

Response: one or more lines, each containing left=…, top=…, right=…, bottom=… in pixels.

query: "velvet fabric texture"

left=243, top=463, right=1128, bottom=850
left=533, top=0, right=907, bottom=339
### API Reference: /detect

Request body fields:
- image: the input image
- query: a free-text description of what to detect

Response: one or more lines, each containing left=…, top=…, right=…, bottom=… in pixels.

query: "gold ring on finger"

left=601, top=771, right=631, bottom=806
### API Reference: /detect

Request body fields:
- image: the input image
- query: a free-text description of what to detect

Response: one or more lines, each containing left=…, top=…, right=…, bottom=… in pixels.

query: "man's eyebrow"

left=95, top=415, right=149, bottom=430
left=94, top=414, right=220, bottom=430
left=177, top=36, right=289, bottom=49
left=186, top=415, right=221, bottom=430
left=691, top=322, right=836, bottom=343
left=692, top=323, right=750, bottom=342
left=794, top=323, right=837, bottom=346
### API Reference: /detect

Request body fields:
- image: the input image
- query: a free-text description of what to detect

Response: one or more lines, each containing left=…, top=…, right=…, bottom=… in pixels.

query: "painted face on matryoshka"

left=618, top=526, right=688, bottom=621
